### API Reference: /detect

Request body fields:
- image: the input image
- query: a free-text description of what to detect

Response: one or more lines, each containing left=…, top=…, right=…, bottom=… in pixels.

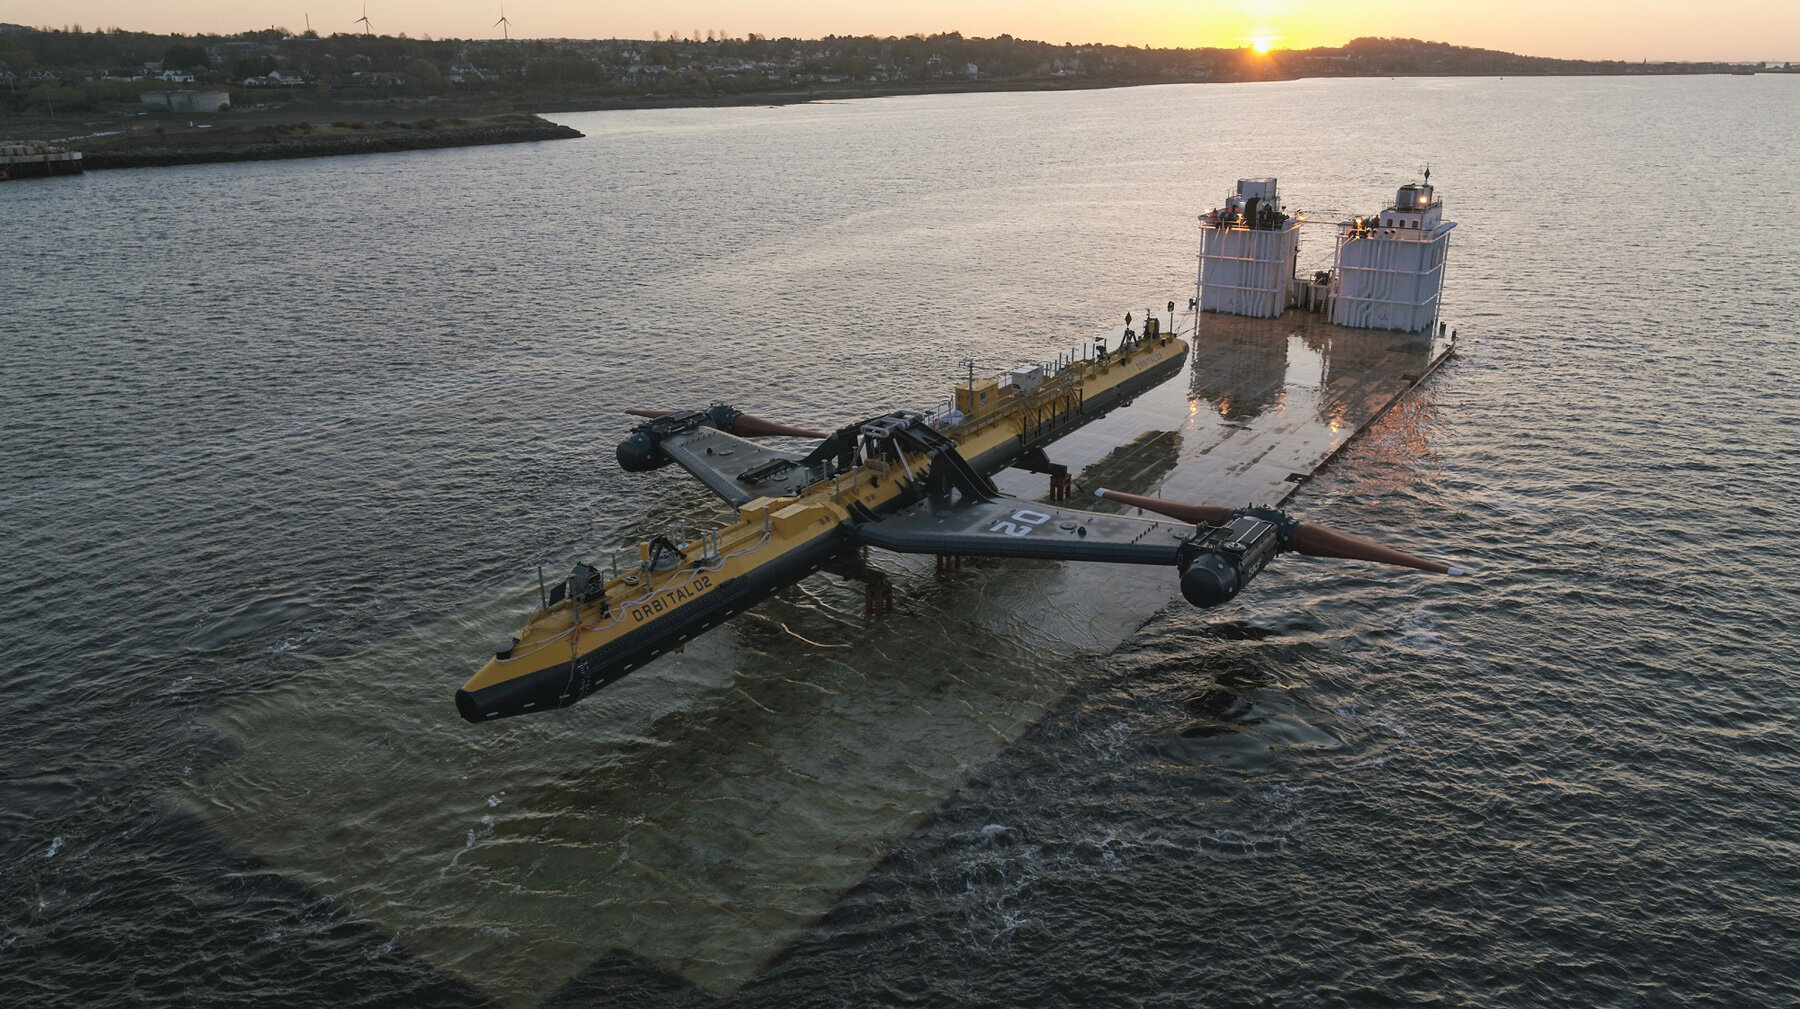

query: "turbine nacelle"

left=1174, top=508, right=1288, bottom=607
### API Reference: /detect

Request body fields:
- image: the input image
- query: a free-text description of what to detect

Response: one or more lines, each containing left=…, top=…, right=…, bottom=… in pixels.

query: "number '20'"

left=990, top=509, right=1052, bottom=537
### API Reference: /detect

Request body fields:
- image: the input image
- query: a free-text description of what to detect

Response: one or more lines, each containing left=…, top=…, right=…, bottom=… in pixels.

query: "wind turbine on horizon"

left=355, top=1, right=372, bottom=35
left=495, top=2, right=513, bottom=40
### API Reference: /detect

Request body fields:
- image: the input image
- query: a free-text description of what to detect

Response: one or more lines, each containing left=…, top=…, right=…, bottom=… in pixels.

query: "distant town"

left=3, top=24, right=1791, bottom=120
left=3, top=24, right=1791, bottom=167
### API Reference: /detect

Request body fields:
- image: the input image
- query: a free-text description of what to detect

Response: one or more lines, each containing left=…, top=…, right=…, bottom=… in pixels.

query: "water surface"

left=4, top=74, right=1799, bottom=1006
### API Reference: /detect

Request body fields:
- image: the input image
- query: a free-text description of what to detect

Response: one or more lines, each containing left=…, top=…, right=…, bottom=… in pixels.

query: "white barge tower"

left=1329, top=179, right=1456, bottom=333
left=1196, top=178, right=1301, bottom=319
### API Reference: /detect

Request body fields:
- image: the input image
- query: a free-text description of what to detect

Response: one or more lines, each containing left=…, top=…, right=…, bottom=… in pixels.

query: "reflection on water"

left=185, top=580, right=1078, bottom=999
left=1191, top=319, right=1288, bottom=421
left=1167, top=313, right=1451, bottom=511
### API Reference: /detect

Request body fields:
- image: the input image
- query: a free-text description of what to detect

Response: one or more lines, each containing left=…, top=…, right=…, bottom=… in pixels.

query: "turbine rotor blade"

left=1095, top=488, right=1233, bottom=526
left=1097, top=488, right=1464, bottom=575
left=1288, top=523, right=1463, bottom=575
left=729, top=413, right=830, bottom=439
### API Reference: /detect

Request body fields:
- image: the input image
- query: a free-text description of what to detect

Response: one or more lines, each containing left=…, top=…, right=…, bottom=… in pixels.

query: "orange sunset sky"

left=8, top=1, right=1797, bottom=63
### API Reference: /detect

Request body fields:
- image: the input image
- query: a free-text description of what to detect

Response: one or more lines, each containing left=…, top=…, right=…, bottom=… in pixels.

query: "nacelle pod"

left=1176, top=510, right=1292, bottom=608
left=616, top=430, right=673, bottom=472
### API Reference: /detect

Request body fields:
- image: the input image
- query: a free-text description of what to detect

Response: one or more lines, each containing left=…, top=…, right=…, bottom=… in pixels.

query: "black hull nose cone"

left=455, top=689, right=487, bottom=723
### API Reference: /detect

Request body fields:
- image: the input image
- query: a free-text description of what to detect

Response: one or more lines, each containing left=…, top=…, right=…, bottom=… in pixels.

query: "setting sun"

left=1245, top=34, right=1283, bottom=53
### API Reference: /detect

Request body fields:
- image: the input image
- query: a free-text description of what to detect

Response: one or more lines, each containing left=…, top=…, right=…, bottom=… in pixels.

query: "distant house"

left=140, top=90, right=231, bottom=112
left=240, top=71, right=307, bottom=87
left=447, top=63, right=498, bottom=83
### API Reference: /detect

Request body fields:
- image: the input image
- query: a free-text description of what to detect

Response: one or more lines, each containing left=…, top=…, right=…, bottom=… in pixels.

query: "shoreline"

left=38, top=69, right=1789, bottom=172
left=522, top=66, right=1787, bottom=114
left=524, top=75, right=1201, bottom=113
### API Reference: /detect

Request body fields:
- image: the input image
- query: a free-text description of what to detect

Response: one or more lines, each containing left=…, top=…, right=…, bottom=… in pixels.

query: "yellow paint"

left=954, top=378, right=1002, bottom=416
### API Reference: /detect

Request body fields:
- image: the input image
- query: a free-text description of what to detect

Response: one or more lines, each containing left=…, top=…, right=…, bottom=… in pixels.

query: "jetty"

left=75, top=114, right=581, bottom=170
left=0, top=140, right=83, bottom=180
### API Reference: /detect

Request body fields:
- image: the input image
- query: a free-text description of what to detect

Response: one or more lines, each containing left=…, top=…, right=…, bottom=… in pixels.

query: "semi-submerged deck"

left=1141, top=310, right=1457, bottom=509
left=184, top=308, right=1455, bottom=1005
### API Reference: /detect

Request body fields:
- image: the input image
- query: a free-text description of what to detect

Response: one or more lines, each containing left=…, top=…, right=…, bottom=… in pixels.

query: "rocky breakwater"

left=82, top=113, right=582, bottom=170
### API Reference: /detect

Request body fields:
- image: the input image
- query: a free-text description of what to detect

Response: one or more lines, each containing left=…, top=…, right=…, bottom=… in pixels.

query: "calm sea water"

left=5, top=74, right=1800, bottom=1006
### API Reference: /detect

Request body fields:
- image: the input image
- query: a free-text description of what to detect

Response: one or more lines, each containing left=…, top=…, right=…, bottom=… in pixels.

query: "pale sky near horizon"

left=7, top=1, right=1797, bottom=63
